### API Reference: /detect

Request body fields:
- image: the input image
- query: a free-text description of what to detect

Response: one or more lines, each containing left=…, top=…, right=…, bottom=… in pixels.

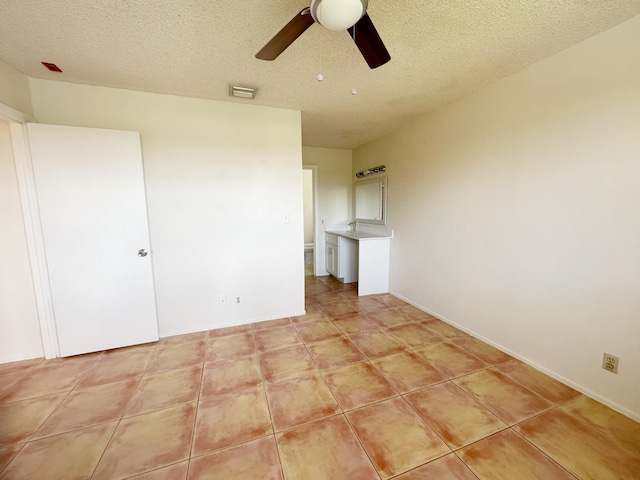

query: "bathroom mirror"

left=354, top=176, right=387, bottom=225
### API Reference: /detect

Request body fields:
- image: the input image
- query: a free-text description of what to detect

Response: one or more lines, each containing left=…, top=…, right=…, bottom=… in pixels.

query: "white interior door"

left=27, top=123, right=159, bottom=357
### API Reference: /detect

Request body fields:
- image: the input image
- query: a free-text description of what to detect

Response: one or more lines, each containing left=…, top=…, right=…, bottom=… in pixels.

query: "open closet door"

left=27, top=123, right=159, bottom=357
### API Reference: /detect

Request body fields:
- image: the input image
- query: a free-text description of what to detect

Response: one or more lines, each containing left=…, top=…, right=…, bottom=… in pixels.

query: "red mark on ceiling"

left=42, top=62, right=62, bottom=72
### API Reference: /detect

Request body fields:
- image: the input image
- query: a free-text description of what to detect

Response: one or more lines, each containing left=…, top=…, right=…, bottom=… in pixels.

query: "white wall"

left=0, top=121, right=43, bottom=362
left=302, top=147, right=352, bottom=275
left=0, top=59, right=33, bottom=117
left=354, top=16, right=640, bottom=420
left=29, top=80, right=304, bottom=338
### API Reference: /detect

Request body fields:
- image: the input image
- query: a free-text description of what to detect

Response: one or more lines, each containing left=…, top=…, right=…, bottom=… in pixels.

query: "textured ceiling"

left=1, top=1, right=639, bottom=148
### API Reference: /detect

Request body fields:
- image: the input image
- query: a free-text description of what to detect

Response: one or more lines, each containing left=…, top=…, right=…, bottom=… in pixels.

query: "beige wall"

left=30, top=79, right=304, bottom=337
left=354, top=16, right=640, bottom=419
left=0, top=59, right=33, bottom=117
left=302, top=147, right=352, bottom=275
left=0, top=122, right=43, bottom=361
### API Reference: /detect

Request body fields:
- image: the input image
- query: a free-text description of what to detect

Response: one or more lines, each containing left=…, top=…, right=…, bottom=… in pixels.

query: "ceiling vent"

left=42, top=62, right=62, bottom=72
left=229, top=85, right=257, bottom=99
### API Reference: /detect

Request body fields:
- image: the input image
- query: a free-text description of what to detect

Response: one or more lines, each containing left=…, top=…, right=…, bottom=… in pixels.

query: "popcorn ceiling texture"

left=1, top=0, right=639, bottom=148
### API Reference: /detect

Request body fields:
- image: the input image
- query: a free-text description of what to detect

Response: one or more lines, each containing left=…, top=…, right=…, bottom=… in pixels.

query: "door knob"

left=138, top=249, right=148, bottom=257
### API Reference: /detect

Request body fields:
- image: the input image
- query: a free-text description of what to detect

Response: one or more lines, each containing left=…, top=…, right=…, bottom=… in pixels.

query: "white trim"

left=303, top=165, right=324, bottom=276
left=0, top=102, right=35, bottom=123
left=10, top=123, right=60, bottom=359
left=389, top=289, right=640, bottom=423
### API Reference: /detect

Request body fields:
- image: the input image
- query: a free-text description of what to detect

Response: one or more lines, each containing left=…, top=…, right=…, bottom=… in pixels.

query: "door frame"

left=2, top=104, right=59, bottom=359
left=10, top=124, right=60, bottom=359
left=302, top=165, right=322, bottom=276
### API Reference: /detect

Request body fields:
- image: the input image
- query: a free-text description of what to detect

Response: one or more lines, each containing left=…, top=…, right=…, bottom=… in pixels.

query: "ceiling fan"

left=256, top=0, right=391, bottom=69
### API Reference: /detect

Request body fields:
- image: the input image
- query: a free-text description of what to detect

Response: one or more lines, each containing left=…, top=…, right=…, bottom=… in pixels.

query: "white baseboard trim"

left=0, top=352, right=44, bottom=365
left=389, top=290, right=640, bottom=423
left=158, top=310, right=307, bottom=339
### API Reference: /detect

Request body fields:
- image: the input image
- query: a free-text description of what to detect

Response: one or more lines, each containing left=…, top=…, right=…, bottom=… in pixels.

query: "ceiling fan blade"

left=256, top=8, right=315, bottom=61
left=347, top=13, right=390, bottom=69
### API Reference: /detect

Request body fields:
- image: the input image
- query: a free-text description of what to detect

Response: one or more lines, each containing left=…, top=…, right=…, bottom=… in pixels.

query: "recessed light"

left=229, top=85, right=257, bottom=99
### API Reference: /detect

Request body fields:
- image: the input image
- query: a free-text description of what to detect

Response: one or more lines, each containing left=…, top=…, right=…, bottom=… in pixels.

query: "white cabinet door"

left=27, top=123, right=159, bottom=357
left=326, top=244, right=338, bottom=277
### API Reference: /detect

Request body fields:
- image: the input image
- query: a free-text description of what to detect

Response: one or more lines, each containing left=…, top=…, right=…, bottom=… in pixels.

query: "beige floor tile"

left=77, top=348, right=153, bottom=388
left=265, top=373, right=340, bottom=431
left=395, top=453, right=478, bottom=480
left=255, top=325, right=303, bottom=352
left=319, top=300, right=359, bottom=318
left=414, top=342, right=487, bottom=378
left=295, top=319, right=343, bottom=343
left=422, top=320, right=470, bottom=340
left=0, top=422, right=116, bottom=480
left=0, top=372, right=23, bottom=398
left=396, top=305, right=437, bottom=323
left=387, top=323, right=443, bottom=349
left=1, top=360, right=93, bottom=402
left=405, top=381, right=507, bottom=449
left=560, top=395, right=640, bottom=455
left=128, top=461, right=189, bottom=479
left=189, top=436, right=283, bottom=480
left=458, top=429, right=576, bottom=480
left=347, top=397, right=451, bottom=479
left=276, top=415, right=378, bottom=480
left=259, top=346, right=317, bottom=383
left=348, top=295, right=388, bottom=312
left=376, top=294, right=409, bottom=308
left=93, top=403, right=196, bottom=480
left=146, top=341, right=206, bottom=374
left=322, top=362, right=397, bottom=411
left=158, top=331, right=207, bottom=348
left=253, top=318, right=291, bottom=331
left=290, top=304, right=327, bottom=323
left=306, top=337, right=366, bottom=370
left=200, top=355, right=262, bottom=397
left=367, top=308, right=412, bottom=328
left=125, top=365, right=202, bottom=416
left=192, top=386, right=272, bottom=456
left=0, top=394, right=64, bottom=445
left=516, top=408, right=640, bottom=480
left=496, top=360, right=580, bottom=405
left=453, top=337, right=513, bottom=364
left=332, top=314, right=380, bottom=335
left=348, top=330, right=405, bottom=359
left=207, top=324, right=252, bottom=338
left=0, top=358, right=43, bottom=376
left=34, top=378, right=138, bottom=439
left=0, top=444, right=23, bottom=473
left=205, top=333, right=255, bottom=363
left=371, top=352, right=445, bottom=393
left=454, top=369, right=552, bottom=425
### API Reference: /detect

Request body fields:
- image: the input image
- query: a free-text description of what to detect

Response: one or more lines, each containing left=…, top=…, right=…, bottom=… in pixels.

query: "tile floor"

left=1, top=275, right=639, bottom=479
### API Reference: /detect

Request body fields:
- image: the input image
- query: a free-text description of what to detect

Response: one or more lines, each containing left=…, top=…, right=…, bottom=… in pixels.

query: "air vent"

left=42, top=62, right=62, bottom=72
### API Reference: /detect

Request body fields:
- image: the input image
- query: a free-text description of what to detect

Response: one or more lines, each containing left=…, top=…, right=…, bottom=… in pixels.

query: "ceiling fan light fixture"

left=311, top=0, right=368, bottom=31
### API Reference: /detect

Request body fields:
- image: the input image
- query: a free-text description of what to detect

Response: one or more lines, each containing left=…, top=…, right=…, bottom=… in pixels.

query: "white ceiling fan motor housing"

left=310, top=0, right=368, bottom=31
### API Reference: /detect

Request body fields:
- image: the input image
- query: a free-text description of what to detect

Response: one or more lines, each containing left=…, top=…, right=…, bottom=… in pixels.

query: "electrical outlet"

left=602, top=353, right=619, bottom=374
left=235, top=296, right=241, bottom=306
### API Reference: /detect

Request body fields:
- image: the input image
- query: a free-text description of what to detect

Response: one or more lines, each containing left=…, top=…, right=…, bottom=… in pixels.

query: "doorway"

left=302, top=165, right=319, bottom=276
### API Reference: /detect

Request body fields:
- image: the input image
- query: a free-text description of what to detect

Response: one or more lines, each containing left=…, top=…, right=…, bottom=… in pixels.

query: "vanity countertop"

left=326, top=230, right=393, bottom=241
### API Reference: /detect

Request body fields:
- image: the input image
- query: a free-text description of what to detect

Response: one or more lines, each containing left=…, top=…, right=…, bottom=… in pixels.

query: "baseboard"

left=389, top=290, right=640, bottom=423
left=0, top=351, right=44, bottom=365
left=158, top=310, right=307, bottom=339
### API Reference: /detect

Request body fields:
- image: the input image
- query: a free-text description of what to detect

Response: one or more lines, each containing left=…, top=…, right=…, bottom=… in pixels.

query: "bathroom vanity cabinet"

left=325, top=233, right=358, bottom=283
left=325, top=231, right=391, bottom=296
